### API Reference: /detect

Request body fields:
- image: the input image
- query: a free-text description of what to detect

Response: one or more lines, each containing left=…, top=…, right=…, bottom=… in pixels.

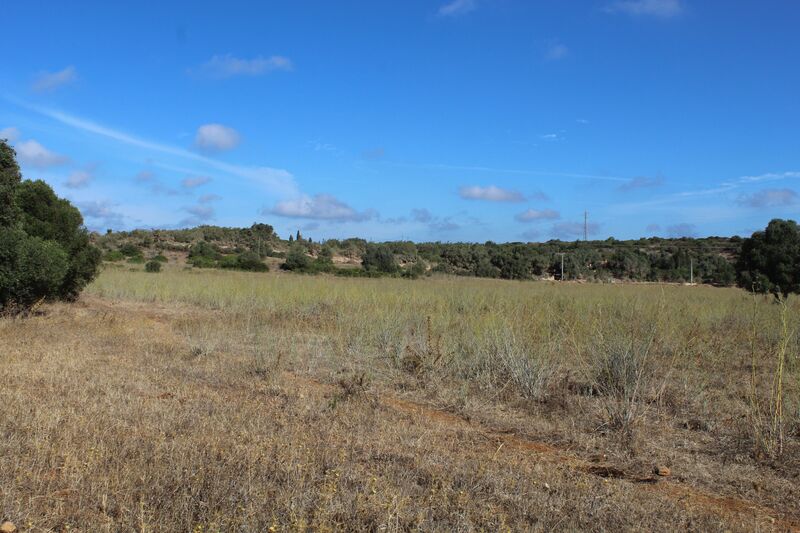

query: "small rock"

left=653, top=465, right=671, bottom=477
left=0, top=521, right=17, bottom=533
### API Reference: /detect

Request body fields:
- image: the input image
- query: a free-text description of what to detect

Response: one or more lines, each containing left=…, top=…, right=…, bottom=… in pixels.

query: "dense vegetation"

left=737, top=219, right=800, bottom=296
left=0, top=140, right=101, bottom=313
left=94, top=215, right=800, bottom=293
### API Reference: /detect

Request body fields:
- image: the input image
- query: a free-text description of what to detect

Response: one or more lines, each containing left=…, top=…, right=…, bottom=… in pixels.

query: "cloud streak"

left=459, top=185, right=525, bottom=202
left=438, top=0, right=477, bottom=17
left=193, top=54, right=292, bottom=78
left=737, top=188, right=798, bottom=208
left=605, top=0, right=683, bottom=18
left=515, top=209, right=560, bottom=222
left=32, top=66, right=78, bottom=92
left=16, top=101, right=297, bottom=197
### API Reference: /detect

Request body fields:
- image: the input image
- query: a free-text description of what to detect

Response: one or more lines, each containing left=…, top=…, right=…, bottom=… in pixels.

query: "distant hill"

left=93, top=223, right=743, bottom=285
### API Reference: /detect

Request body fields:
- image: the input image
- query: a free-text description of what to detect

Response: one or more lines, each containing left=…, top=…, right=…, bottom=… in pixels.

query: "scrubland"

left=1, top=266, right=799, bottom=531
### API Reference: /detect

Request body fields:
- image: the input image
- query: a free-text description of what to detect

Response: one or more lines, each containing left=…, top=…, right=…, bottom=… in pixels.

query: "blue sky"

left=2, top=0, right=799, bottom=242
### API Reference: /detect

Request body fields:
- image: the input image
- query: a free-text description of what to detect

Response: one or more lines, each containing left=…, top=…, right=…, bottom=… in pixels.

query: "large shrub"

left=362, top=244, right=398, bottom=274
left=281, top=245, right=312, bottom=271
left=737, top=219, right=800, bottom=296
left=0, top=141, right=101, bottom=312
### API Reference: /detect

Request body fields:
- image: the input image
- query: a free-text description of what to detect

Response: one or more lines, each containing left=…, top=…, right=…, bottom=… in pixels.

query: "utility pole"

left=690, top=257, right=694, bottom=285
left=584, top=211, right=588, bottom=242
left=558, top=252, right=565, bottom=281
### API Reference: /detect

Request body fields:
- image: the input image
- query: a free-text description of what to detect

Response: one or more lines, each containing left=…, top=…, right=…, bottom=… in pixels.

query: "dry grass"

left=1, top=266, right=799, bottom=531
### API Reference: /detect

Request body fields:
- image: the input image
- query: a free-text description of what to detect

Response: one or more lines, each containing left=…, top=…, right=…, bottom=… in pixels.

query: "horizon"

left=2, top=1, right=799, bottom=242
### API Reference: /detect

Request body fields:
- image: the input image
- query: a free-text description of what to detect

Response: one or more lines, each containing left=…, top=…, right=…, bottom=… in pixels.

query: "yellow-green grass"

left=0, top=266, right=797, bottom=531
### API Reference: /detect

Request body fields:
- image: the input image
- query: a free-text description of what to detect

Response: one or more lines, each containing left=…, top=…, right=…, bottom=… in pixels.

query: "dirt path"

left=292, top=374, right=799, bottom=532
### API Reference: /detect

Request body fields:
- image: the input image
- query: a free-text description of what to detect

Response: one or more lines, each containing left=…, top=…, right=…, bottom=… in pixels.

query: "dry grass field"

left=2, top=265, right=799, bottom=531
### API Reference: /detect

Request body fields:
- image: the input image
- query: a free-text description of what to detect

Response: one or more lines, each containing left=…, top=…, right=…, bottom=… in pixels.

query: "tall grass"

left=89, top=268, right=799, bottom=440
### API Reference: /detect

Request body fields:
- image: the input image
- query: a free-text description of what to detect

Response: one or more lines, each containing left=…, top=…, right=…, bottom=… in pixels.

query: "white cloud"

left=459, top=185, right=525, bottom=202
left=15, top=139, right=69, bottom=168
left=617, top=175, right=664, bottom=192
left=181, top=175, right=212, bottom=189
left=515, top=209, right=560, bottom=222
left=737, top=188, right=798, bottom=208
left=195, top=123, right=241, bottom=152
left=412, top=208, right=433, bottom=223
left=540, top=133, right=562, bottom=141
left=544, top=42, right=569, bottom=61
left=737, top=171, right=800, bottom=184
left=0, top=127, right=20, bottom=142
left=77, top=200, right=126, bottom=227
left=268, top=194, right=376, bottom=222
left=605, top=0, right=683, bottom=18
left=439, top=0, right=477, bottom=16
left=65, top=169, right=93, bottom=189
left=194, top=54, right=293, bottom=78
left=20, top=103, right=295, bottom=197
left=551, top=221, right=600, bottom=239
left=198, top=193, right=222, bottom=204
left=32, top=66, right=78, bottom=92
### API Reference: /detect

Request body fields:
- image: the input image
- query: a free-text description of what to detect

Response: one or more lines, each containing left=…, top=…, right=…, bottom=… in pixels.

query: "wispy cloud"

left=605, top=0, right=683, bottom=18
left=14, top=139, right=69, bottom=168
left=181, top=176, right=212, bottom=189
left=65, top=168, right=94, bottom=189
left=544, top=42, right=569, bottom=61
left=388, top=161, right=628, bottom=182
left=737, top=171, right=800, bottom=184
left=32, top=66, right=78, bottom=92
left=666, top=223, right=696, bottom=237
left=267, top=194, right=376, bottom=222
left=180, top=204, right=216, bottom=226
left=551, top=221, right=600, bottom=240
left=77, top=200, right=126, bottom=227
left=646, top=223, right=661, bottom=233
left=616, top=175, right=664, bottom=192
left=411, top=208, right=433, bottom=223
left=361, top=147, right=385, bottom=160
left=198, top=193, right=222, bottom=204
left=736, top=188, right=798, bottom=208
left=0, top=126, right=20, bottom=142
left=438, top=0, right=477, bottom=17
left=539, top=133, right=562, bottom=141
left=193, top=54, right=292, bottom=78
left=515, top=209, right=560, bottom=222
left=459, top=185, right=525, bottom=202
left=16, top=102, right=296, bottom=197
left=195, top=124, right=241, bottom=152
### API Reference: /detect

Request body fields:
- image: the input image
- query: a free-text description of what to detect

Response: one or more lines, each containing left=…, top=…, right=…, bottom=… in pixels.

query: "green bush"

left=127, top=255, right=145, bottom=264
left=104, top=250, right=125, bottom=262
left=362, top=244, right=398, bottom=274
left=281, top=245, right=312, bottom=271
left=0, top=141, right=101, bottom=313
left=234, top=251, right=268, bottom=272
left=737, top=219, right=800, bottom=296
left=118, top=243, right=141, bottom=257
left=152, top=254, right=168, bottom=263
left=145, top=260, right=162, bottom=273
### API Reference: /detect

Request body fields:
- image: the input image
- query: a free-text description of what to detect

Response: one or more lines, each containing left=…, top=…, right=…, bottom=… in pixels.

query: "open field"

left=2, top=267, right=799, bottom=531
